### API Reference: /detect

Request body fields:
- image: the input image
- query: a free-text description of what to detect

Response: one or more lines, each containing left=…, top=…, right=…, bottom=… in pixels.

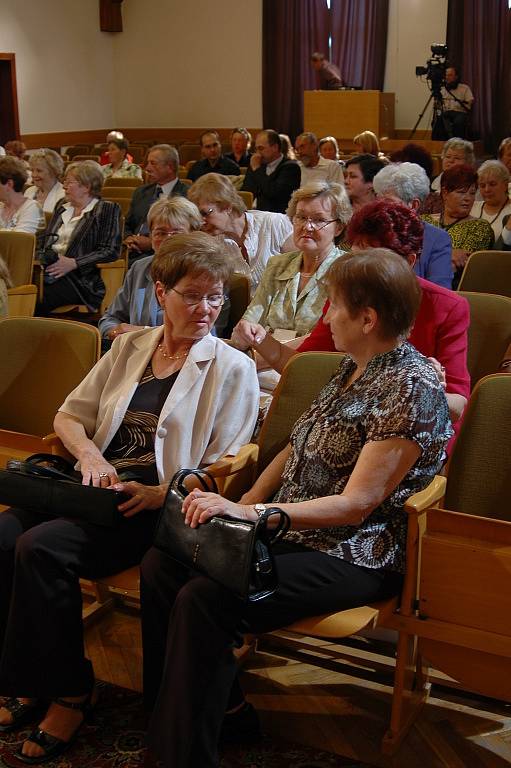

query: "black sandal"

left=14, top=692, right=95, bottom=765
left=0, top=698, right=42, bottom=733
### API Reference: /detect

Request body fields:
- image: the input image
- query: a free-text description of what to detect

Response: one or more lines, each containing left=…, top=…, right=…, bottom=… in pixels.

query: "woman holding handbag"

left=141, top=247, right=453, bottom=768
left=0, top=232, right=259, bottom=764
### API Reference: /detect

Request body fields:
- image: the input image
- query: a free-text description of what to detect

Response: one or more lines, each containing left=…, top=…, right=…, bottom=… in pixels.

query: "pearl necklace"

left=158, top=343, right=191, bottom=360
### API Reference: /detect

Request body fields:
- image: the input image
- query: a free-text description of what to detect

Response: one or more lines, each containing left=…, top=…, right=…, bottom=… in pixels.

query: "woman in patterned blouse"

left=422, top=164, right=494, bottom=287
left=141, top=248, right=453, bottom=768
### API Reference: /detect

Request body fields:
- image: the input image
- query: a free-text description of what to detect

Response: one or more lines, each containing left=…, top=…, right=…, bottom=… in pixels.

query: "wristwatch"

left=253, top=503, right=267, bottom=518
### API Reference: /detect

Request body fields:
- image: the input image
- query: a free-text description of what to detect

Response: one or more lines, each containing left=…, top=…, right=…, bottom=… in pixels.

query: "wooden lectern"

left=304, top=90, right=395, bottom=140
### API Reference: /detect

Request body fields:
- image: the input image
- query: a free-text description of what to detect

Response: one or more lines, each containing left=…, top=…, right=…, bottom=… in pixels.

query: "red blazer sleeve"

left=297, top=300, right=336, bottom=352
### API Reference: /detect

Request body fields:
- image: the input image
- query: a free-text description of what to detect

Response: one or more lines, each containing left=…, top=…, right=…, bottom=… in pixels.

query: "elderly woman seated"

left=231, top=180, right=350, bottom=347
left=470, top=159, right=511, bottom=241
left=24, top=150, right=65, bottom=214
left=422, top=164, right=494, bottom=288
left=319, top=135, right=341, bottom=162
left=0, top=156, right=43, bottom=233
left=188, top=173, right=294, bottom=295
left=101, top=137, right=143, bottom=180
left=141, top=246, right=453, bottom=768
left=36, top=160, right=122, bottom=315
left=0, top=232, right=259, bottom=765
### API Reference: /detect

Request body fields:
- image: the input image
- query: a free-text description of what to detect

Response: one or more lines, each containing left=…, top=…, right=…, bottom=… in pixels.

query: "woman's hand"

left=113, top=481, right=168, bottom=518
left=451, top=248, right=470, bottom=270
left=46, top=254, right=77, bottom=279
left=231, top=320, right=267, bottom=350
left=182, top=490, right=255, bottom=529
left=79, top=450, right=119, bottom=487
left=427, top=356, right=447, bottom=389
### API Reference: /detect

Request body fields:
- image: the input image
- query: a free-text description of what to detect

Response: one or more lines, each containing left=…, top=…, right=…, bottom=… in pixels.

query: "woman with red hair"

left=422, top=164, right=494, bottom=287
left=235, top=199, right=470, bottom=427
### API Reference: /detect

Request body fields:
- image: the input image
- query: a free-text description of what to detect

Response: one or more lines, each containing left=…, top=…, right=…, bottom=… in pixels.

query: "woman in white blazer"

left=0, top=232, right=259, bottom=765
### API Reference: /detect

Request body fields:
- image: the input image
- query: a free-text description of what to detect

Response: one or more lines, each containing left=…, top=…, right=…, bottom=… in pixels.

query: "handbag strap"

left=170, top=468, right=219, bottom=497
left=257, top=506, right=291, bottom=543
left=25, top=453, right=76, bottom=474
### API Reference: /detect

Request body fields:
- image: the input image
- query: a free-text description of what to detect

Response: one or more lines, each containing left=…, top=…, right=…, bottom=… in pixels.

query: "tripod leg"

left=409, top=93, right=434, bottom=140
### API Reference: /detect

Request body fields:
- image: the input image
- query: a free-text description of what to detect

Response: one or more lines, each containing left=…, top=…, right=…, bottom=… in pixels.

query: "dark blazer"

left=187, top=156, right=240, bottom=182
left=495, top=214, right=511, bottom=250
left=242, top=158, right=301, bottom=213
left=124, top=180, right=189, bottom=237
left=42, top=199, right=122, bottom=310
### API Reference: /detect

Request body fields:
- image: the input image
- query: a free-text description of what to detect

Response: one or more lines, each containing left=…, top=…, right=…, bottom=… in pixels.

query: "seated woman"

left=422, top=164, right=494, bottom=288
left=319, top=135, right=341, bottom=162
left=101, top=138, right=143, bottom=180
left=140, top=247, right=453, bottom=768
left=0, top=232, right=259, bottom=764
left=0, top=156, right=43, bottom=233
left=36, top=160, right=122, bottom=315
left=422, top=138, right=476, bottom=215
left=99, top=197, right=203, bottom=345
left=353, top=130, right=386, bottom=161
left=224, top=128, right=252, bottom=167
left=0, top=253, right=12, bottom=317
left=470, top=160, right=511, bottom=241
left=231, top=180, right=350, bottom=345
left=188, top=173, right=294, bottom=295
left=24, top=149, right=65, bottom=214
left=235, top=199, right=470, bottom=428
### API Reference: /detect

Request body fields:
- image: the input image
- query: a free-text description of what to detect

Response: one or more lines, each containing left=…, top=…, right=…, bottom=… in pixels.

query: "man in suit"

left=242, top=129, right=301, bottom=213
left=372, top=162, right=454, bottom=289
left=124, top=144, right=188, bottom=258
left=187, top=131, right=240, bottom=181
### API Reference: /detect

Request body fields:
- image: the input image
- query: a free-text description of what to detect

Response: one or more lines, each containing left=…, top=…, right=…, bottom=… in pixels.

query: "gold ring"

left=99, top=472, right=108, bottom=478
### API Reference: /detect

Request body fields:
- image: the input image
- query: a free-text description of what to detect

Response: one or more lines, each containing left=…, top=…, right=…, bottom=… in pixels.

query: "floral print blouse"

left=276, top=343, right=452, bottom=573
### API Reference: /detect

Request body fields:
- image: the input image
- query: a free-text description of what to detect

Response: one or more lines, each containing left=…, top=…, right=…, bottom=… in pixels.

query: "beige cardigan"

left=58, top=327, right=259, bottom=481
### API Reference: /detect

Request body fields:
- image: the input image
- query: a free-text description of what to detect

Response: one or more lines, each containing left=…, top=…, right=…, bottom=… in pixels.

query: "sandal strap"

left=53, top=694, right=91, bottom=712
left=26, top=728, right=65, bottom=750
left=3, top=697, right=37, bottom=718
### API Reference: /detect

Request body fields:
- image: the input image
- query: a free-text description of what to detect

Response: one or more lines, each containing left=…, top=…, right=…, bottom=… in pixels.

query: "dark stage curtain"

left=447, top=0, right=511, bottom=151
left=262, top=0, right=330, bottom=143
left=331, top=0, right=389, bottom=90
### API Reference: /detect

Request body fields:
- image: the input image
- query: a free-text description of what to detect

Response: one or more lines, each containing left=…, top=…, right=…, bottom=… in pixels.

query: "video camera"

left=416, top=43, right=448, bottom=98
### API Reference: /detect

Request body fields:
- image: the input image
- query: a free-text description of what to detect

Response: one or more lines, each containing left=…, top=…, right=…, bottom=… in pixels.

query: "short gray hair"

left=287, top=180, right=351, bottom=225
left=147, top=196, right=203, bottom=232
left=29, top=149, right=64, bottom=180
left=442, top=137, right=475, bottom=165
left=65, top=160, right=104, bottom=196
left=148, top=144, right=180, bottom=172
left=373, top=162, right=430, bottom=203
left=477, top=159, right=510, bottom=184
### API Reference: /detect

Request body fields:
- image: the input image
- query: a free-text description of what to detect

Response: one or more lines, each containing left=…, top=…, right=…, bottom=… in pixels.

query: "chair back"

left=71, top=154, right=100, bottom=163
left=102, top=176, right=143, bottom=188
left=257, top=352, right=344, bottom=473
left=97, top=259, right=126, bottom=314
left=0, top=317, right=100, bottom=436
left=459, top=291, right=511, bottom=388
left=444, top=373, right=511, bottom=520
left=101, top=196, right=131, bottom=216
left=225, top=273, right=250, bottom=336
left=0, top=231, right=35, bottom=287
left=102, top=186, right=135, bottom=199
left=457, top=250, right=511, bottom=297
left=238, top=190, right=254, bottom=209
left=7, top=285, right=37, bottom=317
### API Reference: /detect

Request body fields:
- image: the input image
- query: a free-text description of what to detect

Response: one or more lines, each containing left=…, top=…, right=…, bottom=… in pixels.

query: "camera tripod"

left=409, top=90, right=445, bottom=140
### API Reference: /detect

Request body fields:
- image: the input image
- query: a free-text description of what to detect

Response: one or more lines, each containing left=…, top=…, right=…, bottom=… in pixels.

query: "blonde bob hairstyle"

left=29, top=149, right=64, bottom=180
left=477, top=159, right=510, bottom=184
left=147, top=196, right=203, bottom=233
left=65, top=160, right=104, bottom=197
left=188, top=173, right=246, bottom=217
left=151, top=231, right=234, bottom=291
left=353, top=130, right=380, bottom=156
left=286, top=180, right=351, bottom=226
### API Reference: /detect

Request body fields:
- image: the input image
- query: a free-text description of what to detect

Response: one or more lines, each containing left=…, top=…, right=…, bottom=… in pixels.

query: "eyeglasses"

left=292, top=214, right=337, bottom=230
left=151, top=227, right=186, bottom=238
left=171, top=287, right=225, bottom=308
left=198, top=207, right=215, bottom=219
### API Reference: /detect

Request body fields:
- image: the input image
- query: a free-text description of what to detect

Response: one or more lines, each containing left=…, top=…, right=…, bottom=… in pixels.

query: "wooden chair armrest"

left=41, top=433, right=75, bottom=462
left=7, top=284, right=38, bottom=296
left=206, top=444, right=259, bottom=478
left=404, top=475, right=446, bottom=514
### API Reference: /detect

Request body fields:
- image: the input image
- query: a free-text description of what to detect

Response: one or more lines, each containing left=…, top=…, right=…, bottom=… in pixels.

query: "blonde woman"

left=24, top=149, right=65, bottom=214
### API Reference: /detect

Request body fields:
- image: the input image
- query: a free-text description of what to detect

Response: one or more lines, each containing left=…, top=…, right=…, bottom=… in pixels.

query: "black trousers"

left=0, top=506, right=157, bottom=698
left=141, top=542, right=403, bottom=768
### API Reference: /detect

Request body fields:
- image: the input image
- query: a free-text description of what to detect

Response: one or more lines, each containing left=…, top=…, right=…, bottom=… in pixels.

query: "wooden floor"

left=85, top=605, right=511, bottom=767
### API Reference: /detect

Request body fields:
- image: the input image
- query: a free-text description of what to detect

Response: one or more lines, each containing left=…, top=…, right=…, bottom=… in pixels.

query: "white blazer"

left=58, top=327, right=259, bottom=482
left=24, top=181, right=65, bottom=214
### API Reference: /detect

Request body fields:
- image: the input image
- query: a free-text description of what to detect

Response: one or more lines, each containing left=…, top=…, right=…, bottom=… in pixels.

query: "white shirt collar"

left=265, top=154, right=284, bottom=175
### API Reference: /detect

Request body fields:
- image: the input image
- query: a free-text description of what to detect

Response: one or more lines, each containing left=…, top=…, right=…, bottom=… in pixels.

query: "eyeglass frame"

left=292, top=213, right=338, bottom=231
left=170, top=286, right=226, bottom=308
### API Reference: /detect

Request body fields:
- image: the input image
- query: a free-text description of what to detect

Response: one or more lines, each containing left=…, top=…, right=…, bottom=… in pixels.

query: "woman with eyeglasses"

left=0, top=231, right=259, bottom=764
left=231, top=181, right=351, bottom=348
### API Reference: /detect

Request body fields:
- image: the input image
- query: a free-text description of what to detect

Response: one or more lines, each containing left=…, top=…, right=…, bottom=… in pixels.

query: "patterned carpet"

left=0, top=682, right=375, bottom=767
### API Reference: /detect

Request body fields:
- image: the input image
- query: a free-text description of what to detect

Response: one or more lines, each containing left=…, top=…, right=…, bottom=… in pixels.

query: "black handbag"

left=0, top=453, right=131, bottom=528
left=153, top=469, right=291, bottom=602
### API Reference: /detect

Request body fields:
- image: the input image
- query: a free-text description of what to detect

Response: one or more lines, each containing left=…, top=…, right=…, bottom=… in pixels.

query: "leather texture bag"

left=0, top=453, right=130, bottom=528
left=154, top=468, right=291, bottom=602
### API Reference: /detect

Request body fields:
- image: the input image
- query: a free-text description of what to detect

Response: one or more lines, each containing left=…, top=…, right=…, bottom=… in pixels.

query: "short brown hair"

left=65, top=160, right=104, bottom=197
left=0, top=156, right=28, bottom=192
left=325, top=248, right=422, bottom=340
left=150, top=231, right=234, bottom=290
left=188, top=173, right=246, bottom=216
